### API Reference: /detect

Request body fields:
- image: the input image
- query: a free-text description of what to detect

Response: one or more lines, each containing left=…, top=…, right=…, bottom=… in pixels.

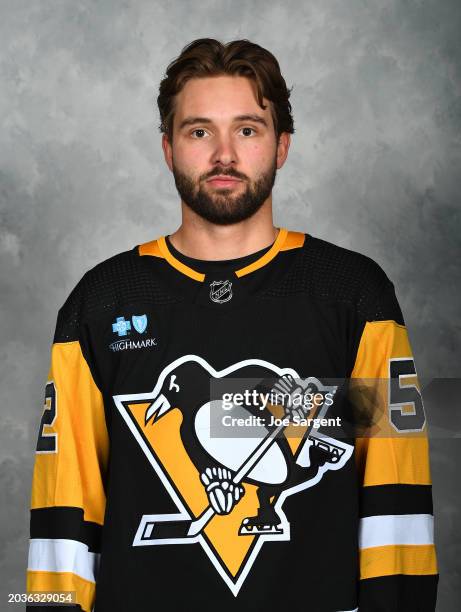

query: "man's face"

left=162, top=75, right=290, bottom=225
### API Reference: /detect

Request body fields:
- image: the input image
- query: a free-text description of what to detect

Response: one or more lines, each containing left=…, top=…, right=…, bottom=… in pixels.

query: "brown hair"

left=157, top=38, right=295, bottom=142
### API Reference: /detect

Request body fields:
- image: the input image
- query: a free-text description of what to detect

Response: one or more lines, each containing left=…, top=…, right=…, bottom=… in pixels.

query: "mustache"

left=204, top=169, right=247, bottom=181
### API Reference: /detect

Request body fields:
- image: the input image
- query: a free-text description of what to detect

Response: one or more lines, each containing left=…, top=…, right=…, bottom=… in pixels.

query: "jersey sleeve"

left=26, top=277, right=109, bottom=612
left=350, top=277, right=438, bottom=610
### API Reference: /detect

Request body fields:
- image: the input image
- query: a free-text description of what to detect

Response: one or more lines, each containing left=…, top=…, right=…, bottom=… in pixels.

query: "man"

left=26, top=38, right=438, bottom=611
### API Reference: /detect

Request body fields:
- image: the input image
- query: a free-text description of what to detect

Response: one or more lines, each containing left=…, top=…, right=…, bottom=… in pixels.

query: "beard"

left=171, top=156, right=277, bottom=225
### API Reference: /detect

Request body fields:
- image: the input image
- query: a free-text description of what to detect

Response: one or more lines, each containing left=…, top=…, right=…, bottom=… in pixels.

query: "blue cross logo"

left=112, top=316, right=131, bottom=337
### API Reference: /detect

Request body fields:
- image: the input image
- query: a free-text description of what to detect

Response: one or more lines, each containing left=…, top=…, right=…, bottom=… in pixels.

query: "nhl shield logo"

left=132, top=314, right=148, bottom=334
left=210, top=280, right=232, bottom=303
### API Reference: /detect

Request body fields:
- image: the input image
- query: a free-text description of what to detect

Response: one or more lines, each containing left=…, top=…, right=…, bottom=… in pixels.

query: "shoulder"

left=303, top=233, right=391, bottom=290
left=53, top=246, right=176, bottom=341
left=269, top=232, right=403, bottom=323
left=52, top=249, right=135, bottom=342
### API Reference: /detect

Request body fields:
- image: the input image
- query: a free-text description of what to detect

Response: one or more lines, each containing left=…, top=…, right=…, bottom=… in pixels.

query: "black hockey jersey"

left=26, top=228, right=438, bottom=611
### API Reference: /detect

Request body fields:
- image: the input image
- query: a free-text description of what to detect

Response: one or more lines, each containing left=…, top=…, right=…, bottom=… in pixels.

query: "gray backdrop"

left=1, top=0, right=460, bottom=610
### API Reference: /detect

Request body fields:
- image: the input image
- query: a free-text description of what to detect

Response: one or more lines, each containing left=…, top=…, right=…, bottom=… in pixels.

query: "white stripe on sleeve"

left=28, top=538, right=100, bottom=583
left=359, top=514, right=434, bottom=549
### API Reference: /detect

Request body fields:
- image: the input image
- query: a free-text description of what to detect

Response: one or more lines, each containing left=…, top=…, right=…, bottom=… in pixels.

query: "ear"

left=276, top=132, right=291, bottom=170
left=162, top=133, right=173, bottom=172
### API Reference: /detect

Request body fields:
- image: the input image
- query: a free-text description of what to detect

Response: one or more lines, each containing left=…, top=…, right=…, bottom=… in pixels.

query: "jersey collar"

left=138, top=227, right=305, bottom=282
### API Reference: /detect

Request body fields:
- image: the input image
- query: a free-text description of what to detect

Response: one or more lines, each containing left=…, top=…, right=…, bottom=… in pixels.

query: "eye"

left=191, top=128, right=208, bottom=138
left=240, top=126, right=256, bottom=136
left=169, top=374, right=180, bottom=392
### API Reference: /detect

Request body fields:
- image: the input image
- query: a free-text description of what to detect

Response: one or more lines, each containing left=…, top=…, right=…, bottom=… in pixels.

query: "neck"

left=169, top=201, right=278, bottom=260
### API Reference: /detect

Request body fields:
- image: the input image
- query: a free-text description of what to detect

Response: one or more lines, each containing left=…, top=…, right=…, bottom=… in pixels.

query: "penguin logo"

left=113, top=355, right=353, bottom=596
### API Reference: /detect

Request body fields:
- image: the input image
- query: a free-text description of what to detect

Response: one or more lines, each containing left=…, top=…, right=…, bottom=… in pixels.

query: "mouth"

left=206, top=176, right=243, bottom=188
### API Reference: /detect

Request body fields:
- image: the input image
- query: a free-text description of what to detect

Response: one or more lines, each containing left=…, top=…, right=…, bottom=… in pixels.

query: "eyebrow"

left=178, top=114, right=269, bottom=130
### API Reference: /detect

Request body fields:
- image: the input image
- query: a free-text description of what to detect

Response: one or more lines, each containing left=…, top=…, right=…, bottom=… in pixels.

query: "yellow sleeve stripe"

left=351, top=320, right=431, bottom=486
left=351, top=320, right=409, bottom=380
left=31, top=341, right=109, bottom=525
left=355, top=436, right=431, bottom=486
left=359, top=544, right=437, bottom=579
left=27, top=570, right=95, bottom=612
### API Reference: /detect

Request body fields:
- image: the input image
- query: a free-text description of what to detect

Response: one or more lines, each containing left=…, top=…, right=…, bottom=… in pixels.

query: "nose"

left=211, top=132, right=238, bottom=167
